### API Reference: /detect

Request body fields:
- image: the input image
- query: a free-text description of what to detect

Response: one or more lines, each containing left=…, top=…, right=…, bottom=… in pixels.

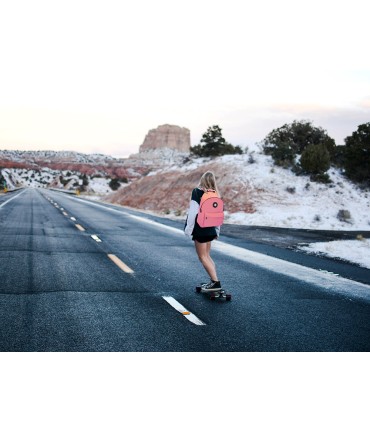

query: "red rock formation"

left=0, top=157, right=150, bottom=180
left=139, top=124, right=190, bottom=153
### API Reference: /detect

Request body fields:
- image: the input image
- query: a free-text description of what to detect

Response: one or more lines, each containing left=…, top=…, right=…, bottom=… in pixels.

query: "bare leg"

left=194, top=240, right=218, bottom=281
left=206, top=241, right=216, bottom=271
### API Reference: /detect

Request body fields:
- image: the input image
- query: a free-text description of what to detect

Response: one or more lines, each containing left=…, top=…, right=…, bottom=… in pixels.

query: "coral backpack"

left=197, top=190, right=224, bottom=228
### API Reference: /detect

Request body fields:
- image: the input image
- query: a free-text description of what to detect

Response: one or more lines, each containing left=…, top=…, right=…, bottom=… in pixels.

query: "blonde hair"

left=198, top=171, right=220, bottom=195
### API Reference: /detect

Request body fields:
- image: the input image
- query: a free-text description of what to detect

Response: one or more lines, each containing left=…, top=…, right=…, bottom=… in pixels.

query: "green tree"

left=343, top=122, right=370, bottom=186
left=109, top=178, right=121, bottom=191
left=190, top=125, right=243, bottom=157
left=262, top=120, right=335, bottom=168
left=301, top=144, right=330, bottom=174
left=331, top=144, right=346, bottom=168
left=300, top=144, right=331, bottom=182
left=0, top=170, right=6, bottom=189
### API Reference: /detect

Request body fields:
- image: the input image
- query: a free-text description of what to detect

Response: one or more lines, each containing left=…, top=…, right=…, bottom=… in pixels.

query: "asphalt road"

left=0, top=188, right=369, bottom=351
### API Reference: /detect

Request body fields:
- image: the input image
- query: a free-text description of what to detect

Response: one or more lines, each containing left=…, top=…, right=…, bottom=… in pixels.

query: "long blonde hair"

left=198, top=171, right=220, bottom=196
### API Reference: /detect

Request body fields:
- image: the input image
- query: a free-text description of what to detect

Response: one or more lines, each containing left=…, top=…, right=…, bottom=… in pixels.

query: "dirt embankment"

left=106, top=162, right=256, bottom=215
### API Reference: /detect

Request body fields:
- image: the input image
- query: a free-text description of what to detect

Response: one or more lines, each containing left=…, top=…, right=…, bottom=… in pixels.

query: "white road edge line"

left=162, top=296, right=205, bottom=326
left=64, top=194, right=370, bottom=303
left=0, top=190, right=26, bottom=209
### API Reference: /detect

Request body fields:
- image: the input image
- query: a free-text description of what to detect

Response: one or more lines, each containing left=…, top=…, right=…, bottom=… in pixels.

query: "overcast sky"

left=0, top=0, right=369, bottom=157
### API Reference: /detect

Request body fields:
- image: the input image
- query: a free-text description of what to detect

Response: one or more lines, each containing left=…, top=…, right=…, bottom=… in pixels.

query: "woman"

left=184, top=171, right=222, bottom=291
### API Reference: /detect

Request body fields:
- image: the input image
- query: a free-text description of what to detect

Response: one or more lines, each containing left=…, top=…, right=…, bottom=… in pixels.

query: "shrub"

left=262, top=120, right=335, bottom=168
left=0, top=172, right=6, bottom=189
left=343, top=122, right=370, bottom=186
left=331, top=145, right=346, bottom=168
left=310, top=173, right=331, bottom=184
left=109, top=178, right=121, bottom=191
left=60, top=177, right=71, bottom=186
left=286, top=186, right=296, bottom=194
left=190, top=125, right=243, bottom=157
left=300, top=143, right=330, bottom=175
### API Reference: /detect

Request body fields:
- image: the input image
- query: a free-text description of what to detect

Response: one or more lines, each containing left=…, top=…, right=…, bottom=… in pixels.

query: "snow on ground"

left=88, top=177, right=112, bottom=194
left=163, top=150, right=370, bottom=268
left=299, top=238, right=370, bottom=269
left=221, top=152, right=370, bottom=268
left=214, top=152, right=370, bottom=231
left=2, top=168, right=57, bottom=188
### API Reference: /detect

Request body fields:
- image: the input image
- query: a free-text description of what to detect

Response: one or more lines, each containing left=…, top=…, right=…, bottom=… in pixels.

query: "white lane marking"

left=69, top=196, right=181, bottom=234
left=70, top=197, right=131, bottom=215
left=212, top=242, right=370, bottom=303
left=70, top=217, right=76, bottom=221
left=0, top=190, right=26, bottom=209
left=61, top=193, right=370, bottom=303
left=162, top=296, right=205, bottom=325
left=75, top=224, right=85, bottom=231
left=91, top=234, right=102, bottom=242
left=63, top=212, right=68, bottom=216
left=108, top=254, right=134, bottom=273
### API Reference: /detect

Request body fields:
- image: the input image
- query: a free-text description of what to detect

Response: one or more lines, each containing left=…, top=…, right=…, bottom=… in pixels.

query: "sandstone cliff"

left=139, top=124, right=190, bottom=153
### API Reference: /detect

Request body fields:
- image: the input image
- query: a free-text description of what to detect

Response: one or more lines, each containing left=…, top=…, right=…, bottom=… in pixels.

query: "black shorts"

left=192, top=235, right=217, bottom=243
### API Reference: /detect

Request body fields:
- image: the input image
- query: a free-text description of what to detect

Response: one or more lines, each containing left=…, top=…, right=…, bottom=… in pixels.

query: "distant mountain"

left=0, top=150, right=136, bottom=179
left=0, top=148, right=189, bottom=194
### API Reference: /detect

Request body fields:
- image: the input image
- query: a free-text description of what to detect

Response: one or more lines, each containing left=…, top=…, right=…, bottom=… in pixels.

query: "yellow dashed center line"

left=108, top=254, right=134, bottom=274
left=47, top=197, right=134, bottom=276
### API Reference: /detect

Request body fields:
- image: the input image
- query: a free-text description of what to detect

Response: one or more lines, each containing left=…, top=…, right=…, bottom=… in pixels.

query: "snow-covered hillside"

left=220, top=153, right=370, bottom=231
left=109, top=150, right=370, bottom=231
left=0, top=149, right=119, bottom=164
left=105, top=149, right=370, bottom=269
left=0, top=149, right=147, bottom=182
left=0, top=167, right=123, bottom=195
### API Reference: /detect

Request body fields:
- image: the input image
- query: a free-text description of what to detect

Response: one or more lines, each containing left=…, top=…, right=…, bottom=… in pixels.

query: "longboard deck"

left=195, top=286, right=231, bottom=301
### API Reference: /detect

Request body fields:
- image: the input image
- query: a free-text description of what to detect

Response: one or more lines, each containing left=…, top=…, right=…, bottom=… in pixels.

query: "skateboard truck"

left=195, top=286, right=231, bottom=301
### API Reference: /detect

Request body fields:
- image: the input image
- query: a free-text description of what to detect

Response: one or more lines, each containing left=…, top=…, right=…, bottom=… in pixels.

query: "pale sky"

left=0, top=0, right=369, bottom=157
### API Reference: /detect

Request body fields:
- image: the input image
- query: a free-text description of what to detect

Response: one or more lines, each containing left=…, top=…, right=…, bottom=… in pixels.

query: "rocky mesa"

left=139, top=124, right=190, bottom=153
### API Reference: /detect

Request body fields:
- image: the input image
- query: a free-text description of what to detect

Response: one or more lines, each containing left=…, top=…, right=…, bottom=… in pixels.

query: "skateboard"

left=195, top=285, right=231, bottom=301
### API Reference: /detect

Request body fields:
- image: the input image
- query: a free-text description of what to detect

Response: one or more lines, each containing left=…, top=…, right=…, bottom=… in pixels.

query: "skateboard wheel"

left=210, top=294, right=216, bottom=301
left=195, top=286, right=201, bottom=293
left=226, top=294, right=232, bottom=301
